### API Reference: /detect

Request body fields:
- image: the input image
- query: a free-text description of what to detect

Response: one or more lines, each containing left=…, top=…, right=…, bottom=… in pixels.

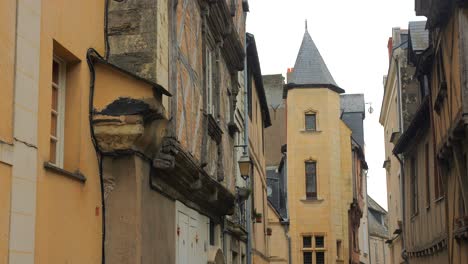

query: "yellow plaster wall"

left=249, top=80, right=269, bottom=261
left=0, top=3, right=14, bottom=257
left=380, top=57, right=404, bottom=264
left=93, top=64, right=155, bottom=111
left=267, top=205, right=289, bottom=264
left=0, top=163, right=12, bottom=264
left=286, top=87, right=352, bottom=264
left=35, top=0, right=105, bottom=262
left=339, top=121, right=353, bottom=262
left=0, top=0, right=16, bottom=143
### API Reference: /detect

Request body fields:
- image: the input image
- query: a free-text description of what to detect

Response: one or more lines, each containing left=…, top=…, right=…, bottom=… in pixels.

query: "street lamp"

left=238, top=155, right=252, bottom=180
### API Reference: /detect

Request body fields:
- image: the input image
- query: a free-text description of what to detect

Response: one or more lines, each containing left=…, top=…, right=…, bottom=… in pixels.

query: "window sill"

left=300, top=129, right=322, bottom=133
left=44, top=162, right=86, bottom=183
left=300, top=197, right=324, bottom=203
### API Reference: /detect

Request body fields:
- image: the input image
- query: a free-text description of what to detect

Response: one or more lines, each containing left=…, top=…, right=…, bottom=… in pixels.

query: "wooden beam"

left=452, top=141, right=468, bottom=214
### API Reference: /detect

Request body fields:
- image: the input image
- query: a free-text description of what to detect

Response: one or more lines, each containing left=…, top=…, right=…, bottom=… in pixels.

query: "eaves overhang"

left=393, top=97, right=430, bottom=155
left=283, top=83, right=345, bottom=99
left=247, top=33, right=272, bottom=128
left=88, top=49, right=172, bottom=97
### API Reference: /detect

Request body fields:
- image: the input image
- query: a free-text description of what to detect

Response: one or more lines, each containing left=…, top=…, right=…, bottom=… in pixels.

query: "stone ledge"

left=44, top=162, right=86, bottom=183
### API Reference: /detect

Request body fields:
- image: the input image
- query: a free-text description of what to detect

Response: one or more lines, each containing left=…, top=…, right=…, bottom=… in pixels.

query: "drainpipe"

left=394, top=55, right=408, bottom=263
left=244, top=26, right=252, bottom=264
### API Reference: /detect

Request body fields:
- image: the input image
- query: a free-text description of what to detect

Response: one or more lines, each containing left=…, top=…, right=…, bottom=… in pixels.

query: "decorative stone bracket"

left=152, top=137, right=235, bottom=219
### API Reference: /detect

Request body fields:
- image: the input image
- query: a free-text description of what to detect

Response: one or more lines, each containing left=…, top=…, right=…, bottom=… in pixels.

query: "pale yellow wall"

left=267, top=205, right=289, bottom=263
left=249, top=79, right=269, bottom=262
left=369, top=236, right=390, bottom=264
left=0, top=0, right=16, bottom=143
left=35, top=0, right=105, bottom=262
left=286, top=87, right=352, bottom=264
left=339, top=121, right=353, bottom=262
left=0, top=163, right=12, bottom=264
left=380, top=59, right=404, bottom=264
left=0, top=2, right=15, bottom=260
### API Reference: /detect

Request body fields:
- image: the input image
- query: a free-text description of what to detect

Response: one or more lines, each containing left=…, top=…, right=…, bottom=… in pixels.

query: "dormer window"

left=305, top=112, right=317, bottom=131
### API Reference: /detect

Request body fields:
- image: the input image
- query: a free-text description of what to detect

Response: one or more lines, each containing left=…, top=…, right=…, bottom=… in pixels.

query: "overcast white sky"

left=247, top=0, right=424, bottom=210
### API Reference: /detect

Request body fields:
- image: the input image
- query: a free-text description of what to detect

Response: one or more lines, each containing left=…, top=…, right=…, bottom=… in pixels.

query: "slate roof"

left=340, top=94, right=365, bottom=148
left=368, top=195, right=389, bottom=239
left=408, top=21, right=429, bottom=52
left=368, top=195, right=387, bottom=214
left=290, top=28, right=337, bottom=86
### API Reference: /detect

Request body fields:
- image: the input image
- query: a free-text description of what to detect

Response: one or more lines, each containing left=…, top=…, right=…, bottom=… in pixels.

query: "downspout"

left=394, top=55, right=408, bottom=263
left=86, top=48, right=106, bottom=264
left=244, top=26, right=252, bottom=264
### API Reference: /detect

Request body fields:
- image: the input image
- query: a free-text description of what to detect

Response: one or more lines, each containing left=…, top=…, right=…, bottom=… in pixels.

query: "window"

left=316, top=251, right=325, bottom=264
left=209, top=220, right=215, bottom=246
left=302, top=234, right=326, bottom=264
left=303, top=252, right=312, bottom=264
left=305, top=113, right=317, bottom=131
left=303, top=236, right=312, bottom=248
left=337, top=240, right=342, bottom=260
left=232, top=251, right=238, bottom=264
left=305, top=161, right=317, bottom=199
left=206, top=45, right=217, bottom=115
left=315, top=236, right=324, bottom=248
left=374, top=243, right=379, bottom=263
left=425, top=143, right=430, bottom=207
left=434, top=165, right=444, bottom=199
left=50, top=57, right=66, bottom=168
left=410, top=157, right=418, bottom=215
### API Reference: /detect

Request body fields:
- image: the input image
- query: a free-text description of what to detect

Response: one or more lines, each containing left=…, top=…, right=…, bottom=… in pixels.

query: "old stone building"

left=0, top=0, right=273, bottom=263
left=380, top=25, right=413, bottom=264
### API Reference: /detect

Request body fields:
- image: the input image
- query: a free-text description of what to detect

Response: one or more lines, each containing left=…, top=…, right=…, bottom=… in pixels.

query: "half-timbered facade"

left=389, top=4, right=468, bottom=262
left=414, top=1, right=468, bottom=263
left=96, top=0, right=252, bottom=263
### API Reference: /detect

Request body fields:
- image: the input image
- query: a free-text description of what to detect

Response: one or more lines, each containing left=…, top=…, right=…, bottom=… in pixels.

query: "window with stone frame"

left=302, top=234, right=326, bottom=264
left=305, top=112, right=317, bottom=131
left=50, top=56, right=66, bottom=168
left=305, top=161, right=317, bottom=199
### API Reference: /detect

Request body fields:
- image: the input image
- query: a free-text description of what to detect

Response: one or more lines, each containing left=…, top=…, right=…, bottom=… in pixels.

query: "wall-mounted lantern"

left=238, top=155, right=252, bottom=180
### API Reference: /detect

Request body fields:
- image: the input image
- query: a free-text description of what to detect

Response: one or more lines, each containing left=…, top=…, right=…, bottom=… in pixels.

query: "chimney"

left=286, top=68, right=294, bottom=84
left=387, top=37, right=393, bottom=61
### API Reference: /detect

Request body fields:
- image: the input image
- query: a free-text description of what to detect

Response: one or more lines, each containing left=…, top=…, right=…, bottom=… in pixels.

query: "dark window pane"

left=316, top=251, right=325, bottom=264
left=209, top=220, right=215, bottom=246
left=315, top=236, right=324, bottom=248
left=305, top=114, right=316, bottom=130
left=51, top=113, right=57, bottom=137
left=305, top=162, right=317, bottom=198
left=303, top=236, right=312, bottom=248
left=50, top=138, right=57, bottom=164
left=52, top=60, right=59, bottom=84
left=52, top=86, right=58, bottom=111
left=303, top=252, right=312, bottom=264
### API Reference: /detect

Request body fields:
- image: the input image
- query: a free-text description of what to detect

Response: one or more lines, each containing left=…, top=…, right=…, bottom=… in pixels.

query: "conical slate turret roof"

left=290, top=26, right=337, bottom=86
